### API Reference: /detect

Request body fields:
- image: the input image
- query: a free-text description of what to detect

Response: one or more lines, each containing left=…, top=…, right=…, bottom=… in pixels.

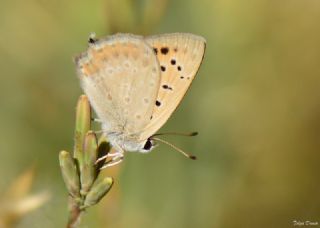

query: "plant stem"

left=67, top=196, right=83, bottom=228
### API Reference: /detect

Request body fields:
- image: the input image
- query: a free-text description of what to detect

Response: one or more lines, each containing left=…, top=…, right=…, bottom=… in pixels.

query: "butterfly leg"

left=105, top=152, right=123, bottom=157
left=95, top=151, right=122, bottom=164
left=91, top=118, right=102, bottom=123
left=100, top=154, right=124, bottom=169
left=99, top=144, right=124, bottom=169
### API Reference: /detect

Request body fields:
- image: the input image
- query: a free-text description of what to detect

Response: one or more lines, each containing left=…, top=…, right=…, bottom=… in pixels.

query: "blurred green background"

left=1, top=0, right=320, bottom=227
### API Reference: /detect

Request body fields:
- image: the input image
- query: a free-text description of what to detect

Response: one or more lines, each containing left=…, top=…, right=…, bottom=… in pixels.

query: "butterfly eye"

left=143, top=139, right=152, bottom=150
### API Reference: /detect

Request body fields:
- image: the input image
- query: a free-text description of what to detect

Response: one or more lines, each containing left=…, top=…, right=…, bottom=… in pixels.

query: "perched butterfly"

left=75, top=33, right=206, bottom=168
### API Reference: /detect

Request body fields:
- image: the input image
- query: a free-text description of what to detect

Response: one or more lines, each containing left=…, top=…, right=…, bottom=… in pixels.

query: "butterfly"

left=75, top=33, right=206, bottom=168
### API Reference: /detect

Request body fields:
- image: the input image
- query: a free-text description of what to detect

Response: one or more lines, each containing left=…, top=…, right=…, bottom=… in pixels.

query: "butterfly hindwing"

left=139, top=33, right=206, bottom=140
left=76, top=34, right=161, bottom=136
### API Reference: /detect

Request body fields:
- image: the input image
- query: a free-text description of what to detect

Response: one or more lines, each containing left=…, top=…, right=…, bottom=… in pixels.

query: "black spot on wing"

left=153, top=48, right=158, bottom=55
left=155, top=100, right=161, bottom=106
left=162, top=85, right=173, bottom=90
left=161, top=47, right=169, bottom=54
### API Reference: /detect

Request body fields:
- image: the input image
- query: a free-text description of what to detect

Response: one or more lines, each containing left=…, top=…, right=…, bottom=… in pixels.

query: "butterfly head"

left=107, top=132, right=157, bottom=153
left=122, top=138, right=157, bottom=153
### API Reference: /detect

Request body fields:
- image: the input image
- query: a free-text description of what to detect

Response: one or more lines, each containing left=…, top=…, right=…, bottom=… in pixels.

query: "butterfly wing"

left=139, top=33, right=206, bottom=140
left=75, top=34, right=161, bottom=136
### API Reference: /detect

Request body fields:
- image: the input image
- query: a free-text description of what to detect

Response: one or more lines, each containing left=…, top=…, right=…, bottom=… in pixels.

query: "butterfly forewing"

left=76, top=34, right=161, bottom=136
left=139, top=33, right=206, bottom=140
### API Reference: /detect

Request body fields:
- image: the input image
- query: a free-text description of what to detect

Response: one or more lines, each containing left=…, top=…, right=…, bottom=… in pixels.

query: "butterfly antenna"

left=152, top=131, right=198, bottom=137
left=151, top=137, right=197, bottom=160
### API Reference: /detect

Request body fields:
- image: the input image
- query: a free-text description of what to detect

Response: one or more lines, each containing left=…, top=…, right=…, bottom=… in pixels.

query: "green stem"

left=67, top=197, right=83, bottom=228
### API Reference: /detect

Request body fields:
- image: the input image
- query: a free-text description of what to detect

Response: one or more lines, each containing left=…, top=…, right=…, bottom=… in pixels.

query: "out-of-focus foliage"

left=0, top=0, right=320, bottom=227
left=0, top=167, right=50, bottom=227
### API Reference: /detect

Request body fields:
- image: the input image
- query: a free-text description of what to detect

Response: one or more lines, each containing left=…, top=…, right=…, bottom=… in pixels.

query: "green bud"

left=74, top=95, right=91, bottom=166
left=80, top=131, right=98, bottom=195
left=83, top=177, right=113, bottom=208
left=59, top=151, right=80, bottom=197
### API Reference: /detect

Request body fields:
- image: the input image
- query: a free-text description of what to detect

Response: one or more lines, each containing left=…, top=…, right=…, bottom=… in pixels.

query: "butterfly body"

left=75, top=33, right=206, bottom=157
left=105, top=130, right=150, bottom=153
